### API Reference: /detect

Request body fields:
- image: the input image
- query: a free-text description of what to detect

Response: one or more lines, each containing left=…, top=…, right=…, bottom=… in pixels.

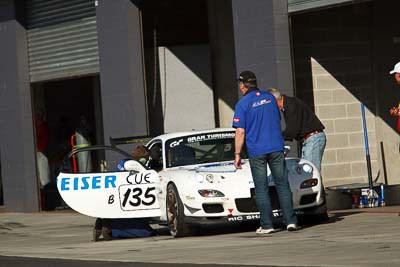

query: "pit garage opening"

left=31, top=75, right=103, bottom=211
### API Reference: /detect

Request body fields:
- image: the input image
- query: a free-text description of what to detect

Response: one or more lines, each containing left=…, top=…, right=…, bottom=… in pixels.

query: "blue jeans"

left=301, top=131, right=326, bottom=172
left=249, top=152, right=297, bottom=229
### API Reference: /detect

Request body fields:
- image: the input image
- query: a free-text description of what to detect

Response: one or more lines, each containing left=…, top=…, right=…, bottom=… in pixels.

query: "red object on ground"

left=352, top=195, right=359, bottom=208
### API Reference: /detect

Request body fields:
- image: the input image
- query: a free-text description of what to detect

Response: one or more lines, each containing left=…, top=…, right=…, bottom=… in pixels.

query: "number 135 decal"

left=119, top=184, right=160, bottom=211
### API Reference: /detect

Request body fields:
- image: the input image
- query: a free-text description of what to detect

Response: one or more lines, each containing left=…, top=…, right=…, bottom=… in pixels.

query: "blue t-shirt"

left=232, top=89, right=284, bottom=157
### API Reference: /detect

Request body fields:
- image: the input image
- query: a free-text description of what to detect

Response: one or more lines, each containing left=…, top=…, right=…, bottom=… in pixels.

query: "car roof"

left=149, top=127, right=235, bottom=143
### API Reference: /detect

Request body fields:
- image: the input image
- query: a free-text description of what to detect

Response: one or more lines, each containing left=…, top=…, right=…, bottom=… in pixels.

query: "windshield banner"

left=56, top=170, right=161, bottom=218
left=167, top=131, right=235, bottom=148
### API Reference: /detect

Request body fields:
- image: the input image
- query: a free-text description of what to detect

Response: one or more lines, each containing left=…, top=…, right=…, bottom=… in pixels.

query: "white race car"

left=57, top=128, right=327, bottom=237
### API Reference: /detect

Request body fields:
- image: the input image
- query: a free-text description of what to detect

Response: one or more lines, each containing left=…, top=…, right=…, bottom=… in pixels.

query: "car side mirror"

left=123, top=160, right=147, bottom=173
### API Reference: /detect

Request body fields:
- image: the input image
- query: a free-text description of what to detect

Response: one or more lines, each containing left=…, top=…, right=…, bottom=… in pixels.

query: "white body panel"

left=156, top=158, right=324, bottom=222
left=149, top=128, right=325, bottom=223
left=57, top=128, right=325, bottom=225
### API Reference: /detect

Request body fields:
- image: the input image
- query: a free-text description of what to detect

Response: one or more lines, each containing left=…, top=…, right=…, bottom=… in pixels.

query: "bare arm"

left=234, top=128, right=245, bottom=169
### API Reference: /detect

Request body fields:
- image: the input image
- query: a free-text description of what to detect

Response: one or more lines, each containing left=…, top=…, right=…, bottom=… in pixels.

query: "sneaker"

left=92, top=229, right=101, bottom=242
left=102, top=227, right=112, bottom=241
left=256, top=227, right=276, bottom=235
left=287, top=223, right=300, bottom=231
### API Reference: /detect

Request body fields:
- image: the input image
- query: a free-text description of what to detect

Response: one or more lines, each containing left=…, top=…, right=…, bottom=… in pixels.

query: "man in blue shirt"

left=233, top=71, right=298, bottom=234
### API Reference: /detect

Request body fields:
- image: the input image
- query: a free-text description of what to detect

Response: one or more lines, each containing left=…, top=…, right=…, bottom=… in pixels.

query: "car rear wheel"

left=311, top=200, right=329, bottom=223
left=312, top=211, right=329, bottom=223
left=298, top=202, right=329, bottom=224
left=166, top=183, right=191, bottom=237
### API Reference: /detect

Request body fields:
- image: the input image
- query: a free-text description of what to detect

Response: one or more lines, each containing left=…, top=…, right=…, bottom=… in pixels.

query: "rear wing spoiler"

left=109, top=135, right=157, bottom=147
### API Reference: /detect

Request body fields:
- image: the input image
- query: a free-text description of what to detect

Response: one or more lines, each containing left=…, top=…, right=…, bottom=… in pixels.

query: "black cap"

left=238, top=71, right=257, bottom=83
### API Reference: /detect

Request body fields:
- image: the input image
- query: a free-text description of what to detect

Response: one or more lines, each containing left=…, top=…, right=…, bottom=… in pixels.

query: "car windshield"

left=165, top=131, right=247, bottom=168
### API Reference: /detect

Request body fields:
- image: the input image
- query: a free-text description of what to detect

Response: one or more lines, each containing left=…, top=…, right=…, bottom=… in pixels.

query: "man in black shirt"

left=268, top=88, right=326, bottom=173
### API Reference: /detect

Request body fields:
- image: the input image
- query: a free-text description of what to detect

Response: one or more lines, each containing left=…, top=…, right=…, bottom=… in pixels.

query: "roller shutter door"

left=26, top=0, right=99, bottom=82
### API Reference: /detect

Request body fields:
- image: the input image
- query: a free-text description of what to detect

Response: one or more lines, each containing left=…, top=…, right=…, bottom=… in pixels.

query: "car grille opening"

left=203, top=203, right=224, bottom=213
left=235, top=187, right=281, bottom=213
left=300, top=193, right=317, bottom=205
left=235, top=197, right=258, bottom=212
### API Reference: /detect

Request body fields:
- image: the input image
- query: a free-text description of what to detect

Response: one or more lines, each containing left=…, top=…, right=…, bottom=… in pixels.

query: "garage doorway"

left=31, top=75, right=103, bottom=210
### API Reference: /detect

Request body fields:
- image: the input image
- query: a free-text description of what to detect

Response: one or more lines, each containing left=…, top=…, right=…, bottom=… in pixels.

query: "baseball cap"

left=389, top=62, right=400, bottom=74
left=238, top=71, right=257, bottom=83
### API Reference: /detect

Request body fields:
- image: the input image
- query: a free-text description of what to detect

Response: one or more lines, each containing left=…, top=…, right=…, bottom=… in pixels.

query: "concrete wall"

left=96, top=0, right=148, bottom=142
left=157, top=45, right=215, bottom=133
left=231, top=0, right=294, bottom=95
left=291, top=3, right=378, bottom=187
left=0, top=0, right=39, bottom=211
left=291, top=1, right=400, bottom=187
left=229, top=0, right=298, bottom=156
left=207, top=0, right=238, bottom=128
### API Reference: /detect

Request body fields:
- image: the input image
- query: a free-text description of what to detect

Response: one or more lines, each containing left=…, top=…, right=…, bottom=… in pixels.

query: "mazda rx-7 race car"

left=57, top=128, right=327, bottom=237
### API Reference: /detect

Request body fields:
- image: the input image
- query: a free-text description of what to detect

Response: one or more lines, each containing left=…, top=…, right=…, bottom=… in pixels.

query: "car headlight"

left=198, top=189, right=225, bottom=197
left=300, top=179, right=318, bottom=189
left=302, top=163, right=313, bottom=173
left=195, top=173, right=204, bottom=183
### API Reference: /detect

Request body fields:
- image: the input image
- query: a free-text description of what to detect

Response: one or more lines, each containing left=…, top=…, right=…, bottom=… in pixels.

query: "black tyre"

left=166, top=183, right=191, bottom=237
left=298, top=200, right=329, bottom=224
left=312, top=212, right=329, bottom=223
left=312, top=200, right=329, bottom=223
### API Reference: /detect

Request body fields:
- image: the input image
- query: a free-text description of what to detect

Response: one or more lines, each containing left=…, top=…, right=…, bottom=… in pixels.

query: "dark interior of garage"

left=32, top=75, right=101, bottom=210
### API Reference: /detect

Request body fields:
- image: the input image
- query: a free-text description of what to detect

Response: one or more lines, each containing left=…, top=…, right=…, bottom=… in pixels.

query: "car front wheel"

left=166, top=183, right=191, bottom=237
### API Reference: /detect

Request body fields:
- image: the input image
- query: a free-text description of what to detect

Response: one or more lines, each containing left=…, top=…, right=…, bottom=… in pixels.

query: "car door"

left=56, top=145, right=161, bottom=219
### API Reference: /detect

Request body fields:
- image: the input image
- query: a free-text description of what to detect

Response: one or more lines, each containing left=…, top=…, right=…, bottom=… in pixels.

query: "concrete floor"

left=0, top=206, right=399, bottom=267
